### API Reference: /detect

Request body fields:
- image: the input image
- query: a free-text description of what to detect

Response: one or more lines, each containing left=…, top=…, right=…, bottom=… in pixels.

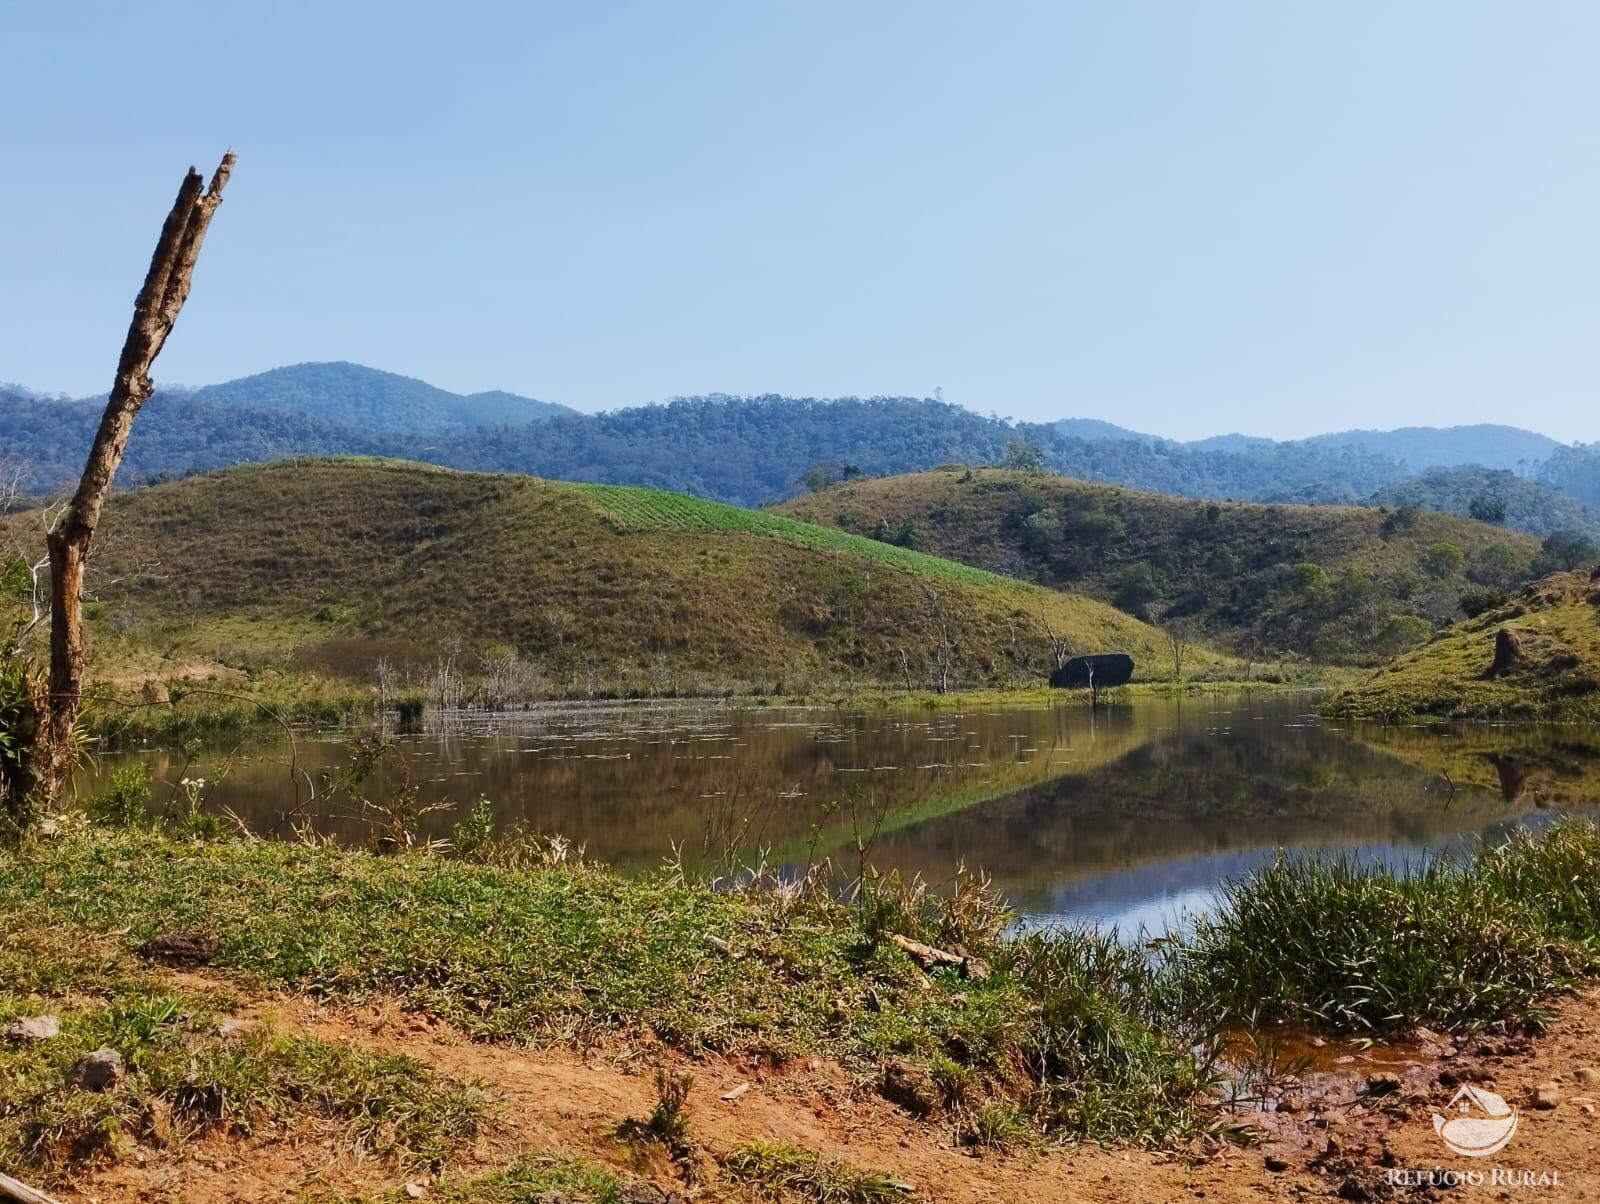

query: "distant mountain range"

left=1057, top=417, right=1564, bottom=475
left=4, top=361, right=1599, bottom=540
left=190, top=361, right=574, bottom=433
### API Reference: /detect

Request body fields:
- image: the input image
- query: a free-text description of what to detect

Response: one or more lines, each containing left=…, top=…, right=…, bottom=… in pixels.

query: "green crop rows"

left=558, top=482, right=1008, bottom=587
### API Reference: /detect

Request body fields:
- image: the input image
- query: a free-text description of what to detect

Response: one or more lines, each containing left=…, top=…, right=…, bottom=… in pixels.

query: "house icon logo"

left=1432, top=1084, right=1520, bottom=1157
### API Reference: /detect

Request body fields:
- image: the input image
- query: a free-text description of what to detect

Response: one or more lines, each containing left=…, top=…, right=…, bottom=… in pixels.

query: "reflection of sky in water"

left=1020, top=809, right=1583, bottom=937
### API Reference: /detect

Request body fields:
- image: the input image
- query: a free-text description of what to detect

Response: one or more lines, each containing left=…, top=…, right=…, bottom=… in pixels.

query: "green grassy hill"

left=776, top=467, right=1542, bottom=664
left=1326, top=566, right=1600, bottom=721
left=11, top=459, right=1211, bottom=698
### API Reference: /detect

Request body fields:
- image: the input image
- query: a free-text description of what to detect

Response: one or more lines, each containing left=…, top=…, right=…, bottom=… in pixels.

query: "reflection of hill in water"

left=836, top=704, right=1556, bottom=921
left=101, top=702, right=1176, bottom=864
left=1340, top=721, right=1600, bottom=810
left=95, top=696, right=1600, bottom=926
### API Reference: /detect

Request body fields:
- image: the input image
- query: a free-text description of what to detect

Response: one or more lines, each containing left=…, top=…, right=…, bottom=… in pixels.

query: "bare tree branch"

left=30, top=152, right=235, bottom=810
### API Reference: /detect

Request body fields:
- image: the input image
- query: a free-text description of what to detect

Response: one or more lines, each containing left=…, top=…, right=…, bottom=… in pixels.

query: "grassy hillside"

left=776, top=467, right=1543, bottom=664
left=5, top=459, right=1209, bottom=700
left=1326, top=566, right=1600, bottom=721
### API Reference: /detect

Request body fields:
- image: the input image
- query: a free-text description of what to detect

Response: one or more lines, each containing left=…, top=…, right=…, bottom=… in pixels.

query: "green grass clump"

left=337, top=1154, right=627, bottom=1204
left=1001, top=927, right=1213, bottom=1141
left=1478, top=821, right=1600, bottom=949
left=723, top=1140, right=907, bottom=1203
left=0, top=942, right=487, bottom=1182
left=83, top=763, right=152, bottom=827
left=1178, top=821, right=1600, bottom=1034
left=956, top=1100, right=1033, bottom=1149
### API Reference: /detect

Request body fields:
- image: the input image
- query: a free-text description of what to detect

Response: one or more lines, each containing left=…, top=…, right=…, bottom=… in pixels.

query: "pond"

left=86, top=693, right=1600, bottom=932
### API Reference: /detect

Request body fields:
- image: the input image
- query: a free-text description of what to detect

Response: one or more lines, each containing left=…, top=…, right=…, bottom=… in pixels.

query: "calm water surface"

left=90, top=693, right=1599, bottom=932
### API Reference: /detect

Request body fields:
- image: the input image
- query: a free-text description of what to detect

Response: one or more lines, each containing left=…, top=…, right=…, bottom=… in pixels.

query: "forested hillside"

left=192, top=362, right=573, bottom=433
left=0, top=387, right=391, bottom=493
left=1304, top=424, right=1561, bottom=473
left=778, top=467, right=1545, bottom=664
left=1368, top=467, right=1600, bottom=540
left=6, top=365, right=1597, bottom=534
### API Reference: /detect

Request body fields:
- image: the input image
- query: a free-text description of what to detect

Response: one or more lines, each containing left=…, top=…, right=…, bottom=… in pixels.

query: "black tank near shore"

left=1050, top=653, right=1135, bottom=689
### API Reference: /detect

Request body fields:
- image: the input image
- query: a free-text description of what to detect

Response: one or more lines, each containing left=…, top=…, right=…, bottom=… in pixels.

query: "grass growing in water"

left=1179, top=821, right=1600, bottom=1033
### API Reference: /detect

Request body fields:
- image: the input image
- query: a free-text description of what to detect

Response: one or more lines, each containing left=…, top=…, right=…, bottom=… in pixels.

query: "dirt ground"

left=43, top=974, right=1600, bottom=1204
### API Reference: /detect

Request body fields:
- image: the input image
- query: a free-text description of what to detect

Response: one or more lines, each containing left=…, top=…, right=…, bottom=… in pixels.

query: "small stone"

left=1337, top=1177, right=1370, bottom=1202
left=1277, top=1093, right=1302, bottom=1114
left=1579, top=1102, right=1596, bottom=1117
left=1365, top=1072, right=1401, bottom=1096
left=618, top=1186, right=676, bottom=1204
left=70, top=1047, right=125, bottom=1091
left=1264, top=1155, right=1289, bottom=1173
left=4, top=1015, right=60, bottom=1043
left=1532, top=1081, right=1562, bottom=1110
left=1575, top=1066, right=1600, bottom=1087
left=215, top=1017, right=263, bottom=1041
left=404, top=1185, right=426, bottom=1200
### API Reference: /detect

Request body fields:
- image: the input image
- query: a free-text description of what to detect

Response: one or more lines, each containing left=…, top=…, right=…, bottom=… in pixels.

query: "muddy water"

left=85, top=693, right=1599, bottom=930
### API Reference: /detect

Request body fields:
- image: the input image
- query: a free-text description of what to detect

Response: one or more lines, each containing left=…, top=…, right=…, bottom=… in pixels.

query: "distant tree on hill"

left=1422, top=541, right=1465, bottom=579
left=1531, top=529, right=1599, bottom=576
left=1163, top=622, right=1195, bottom=679
left=1468, top=542, right=1527, bottom=588
left=1112, top=564, right=1162, bottom=619
left=1291, top=562, right=1331, bottom=596
left=1000, top=441, right=1046, bottom=474
left=1380, top=504, right=1423, bottom=538
left=1468, top=492, right=1508, bottom=524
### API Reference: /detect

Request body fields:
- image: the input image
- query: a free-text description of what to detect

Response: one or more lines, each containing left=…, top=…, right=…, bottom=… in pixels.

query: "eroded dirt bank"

left=41, top=971, right=1600, bottom=1204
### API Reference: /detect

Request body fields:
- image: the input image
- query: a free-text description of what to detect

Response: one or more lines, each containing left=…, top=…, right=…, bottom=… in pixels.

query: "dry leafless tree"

left=15, top=152, right=235, bottom=821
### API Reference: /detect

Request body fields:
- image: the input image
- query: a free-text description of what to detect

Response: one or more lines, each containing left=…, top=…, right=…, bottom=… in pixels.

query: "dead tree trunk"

left=32, top=153, right=234, bottom=810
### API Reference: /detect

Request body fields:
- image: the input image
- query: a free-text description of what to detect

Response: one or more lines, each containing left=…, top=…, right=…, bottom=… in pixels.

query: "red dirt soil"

left=41, top=975, right=1600, bottom=1203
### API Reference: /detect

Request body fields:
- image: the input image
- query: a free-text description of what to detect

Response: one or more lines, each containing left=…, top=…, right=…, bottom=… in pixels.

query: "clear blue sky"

left=4, top=1, right=1598, bottom=441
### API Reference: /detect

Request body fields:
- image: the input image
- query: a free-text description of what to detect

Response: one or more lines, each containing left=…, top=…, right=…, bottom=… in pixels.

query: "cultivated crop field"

left=558, top=482, right=1005, bottom=586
